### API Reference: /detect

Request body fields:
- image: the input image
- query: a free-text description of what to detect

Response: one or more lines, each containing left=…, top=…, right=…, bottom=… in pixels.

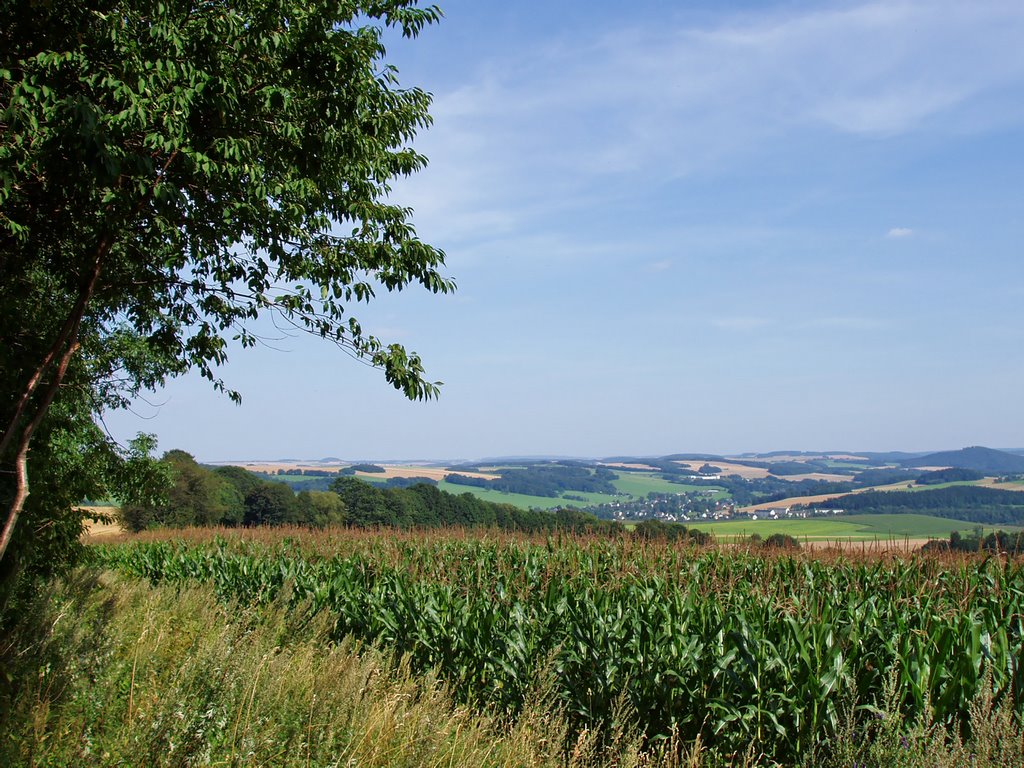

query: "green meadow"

left=435, top=481, right=618, bottom=510
left=688, top=513, right=1013, bottom=541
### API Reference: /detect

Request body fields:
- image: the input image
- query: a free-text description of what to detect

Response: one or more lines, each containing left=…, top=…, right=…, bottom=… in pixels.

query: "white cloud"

left=887, top=227, right=914, bottom=238
left=395, top=0, right=1024, bottom=255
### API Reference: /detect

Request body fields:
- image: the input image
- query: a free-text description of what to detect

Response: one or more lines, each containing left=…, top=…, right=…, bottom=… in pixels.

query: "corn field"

left=91, top=530, right=1024, bottom=763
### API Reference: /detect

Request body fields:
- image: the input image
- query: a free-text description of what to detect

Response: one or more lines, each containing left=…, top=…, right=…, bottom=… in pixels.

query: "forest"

left=806, top=485, right=1024, bottom=524
left=446, top=463, right=618, bottom=497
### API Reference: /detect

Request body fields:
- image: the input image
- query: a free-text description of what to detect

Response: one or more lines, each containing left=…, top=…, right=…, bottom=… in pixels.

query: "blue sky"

left=106, top=0, right=1024, bottom=461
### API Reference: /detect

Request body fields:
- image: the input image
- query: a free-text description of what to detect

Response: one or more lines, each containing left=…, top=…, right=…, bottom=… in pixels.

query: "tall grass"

left=0, top=570, right=698, bottom=767
left=87, top=528, right=1024, bottom=762
left=4, top=526, right=1022, bottom=766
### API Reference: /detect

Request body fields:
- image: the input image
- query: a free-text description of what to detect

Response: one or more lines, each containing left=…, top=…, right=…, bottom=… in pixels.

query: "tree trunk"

left=0, top=240, right=108, bottom=566
left=0, top=340, right=81, bottom=563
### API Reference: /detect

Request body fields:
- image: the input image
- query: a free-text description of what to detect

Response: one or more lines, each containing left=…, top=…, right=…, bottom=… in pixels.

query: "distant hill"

left=854, top=451, right=931, bottom=465
left=899, top=446, right=1024, bottom=474
left=657, top=454, right=726, bottom=462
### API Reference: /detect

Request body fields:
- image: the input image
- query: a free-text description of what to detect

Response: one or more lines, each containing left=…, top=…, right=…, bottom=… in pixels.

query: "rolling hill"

left=899, top=446, right=1024, bottom=473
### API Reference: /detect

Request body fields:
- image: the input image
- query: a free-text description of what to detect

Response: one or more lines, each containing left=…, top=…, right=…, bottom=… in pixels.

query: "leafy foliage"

left=0, top=0, right=449, bottom=598
left=1, top=0, right=451, bottom=398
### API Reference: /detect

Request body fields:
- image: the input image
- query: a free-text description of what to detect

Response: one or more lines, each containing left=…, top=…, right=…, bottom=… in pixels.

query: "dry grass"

left=0, top=571, right=704, bottom=768
left=801, top=537, right=933, bottom=553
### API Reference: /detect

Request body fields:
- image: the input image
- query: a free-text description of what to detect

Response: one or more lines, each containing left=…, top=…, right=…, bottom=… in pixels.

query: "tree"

left=120, top=450, right=242, bottom=531
left=243, top=482, right=300, bottom=526
left=296, top=490, right=346, bottom=527
left=0, top=1, right=450, bottom=567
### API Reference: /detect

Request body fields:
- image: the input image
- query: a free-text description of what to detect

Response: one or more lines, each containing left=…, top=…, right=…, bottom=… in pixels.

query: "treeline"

left=446, top=463, right=618, bottom=497
left=766, top=460, right=853, bottom=476
left=808, top=486, right=1024, bottom=525
left=122, top=451, right=698, bottom=539
left=922, top=529, right=1024, bottom=555
left=120, top=451, right=346, bottom=530
left=915, top=467, right=984, bottom=485
left=630, top=518, right=711, bottom=544
left=330, top=477, right=620, bottom=534
left=254, top=471, right=438, bottom=493
left=340, top=463, right=386, bottom=474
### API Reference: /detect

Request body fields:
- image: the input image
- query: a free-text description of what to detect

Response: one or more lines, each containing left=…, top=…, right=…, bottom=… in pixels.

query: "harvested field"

left=674, top=460, right=770, bottom=479
left=216, top=461, right=499, bottom=481
left=357, top=465, right=499, bottom=481
left=782, top=472, right=858, bottom=483
left=212, top=461, right=346, bottom=473
left=599, top=462, right=661, bottom=471
left=80, top=507, right=125, bottom=540
left=980, top=478, right=1024, bottom=491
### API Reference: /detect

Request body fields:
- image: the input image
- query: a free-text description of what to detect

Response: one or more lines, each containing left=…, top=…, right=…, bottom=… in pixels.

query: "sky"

left=106, top=0, right=1024, bottom=462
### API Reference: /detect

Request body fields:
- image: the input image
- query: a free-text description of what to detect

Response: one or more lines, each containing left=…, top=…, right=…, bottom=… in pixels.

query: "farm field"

left=982, top=478, right=1024, bottom=490
left=219, top=458, right=1024, bottom=519
left=688, top=513, right=1016, bottom=541
left=739, top=480, right=923, bottom=512
left=75, top=527, right=1024, bottom=767
left=435, top=481, right=617, bottom=509
left=674, top=459, right=771, bottom=478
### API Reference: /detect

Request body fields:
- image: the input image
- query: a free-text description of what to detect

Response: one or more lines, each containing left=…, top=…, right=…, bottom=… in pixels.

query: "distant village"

left=596, top=469, right=845, bottom=523
left=602, top=496, right=846, bottom=524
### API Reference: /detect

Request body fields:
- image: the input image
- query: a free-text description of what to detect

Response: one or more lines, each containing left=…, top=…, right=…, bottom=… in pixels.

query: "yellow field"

left=217, top=462, right=499, bottom=482
left=782, top=472, right=860, bottom=483
left=599, top=462, right=661, bottom=471
left=355, top=465, right=499, bottom=481
left=674, top=460, right=770, bottom=479
left=79, top=507, right=124, bottom=540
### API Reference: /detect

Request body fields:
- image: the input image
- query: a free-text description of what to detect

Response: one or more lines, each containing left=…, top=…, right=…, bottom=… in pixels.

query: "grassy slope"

left=435, top=481, right=614, bottom=509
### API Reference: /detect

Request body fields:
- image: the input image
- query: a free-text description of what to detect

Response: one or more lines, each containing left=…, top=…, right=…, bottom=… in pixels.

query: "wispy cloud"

left=710, top=316, right=774, bottom=332
left=887, top=227, right=914, bottom=238
left=803, top=316, right=889, bottom=331
left=647, top=259, right=673, bottom=272
left=398, top=1, right=1024, bottom=250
